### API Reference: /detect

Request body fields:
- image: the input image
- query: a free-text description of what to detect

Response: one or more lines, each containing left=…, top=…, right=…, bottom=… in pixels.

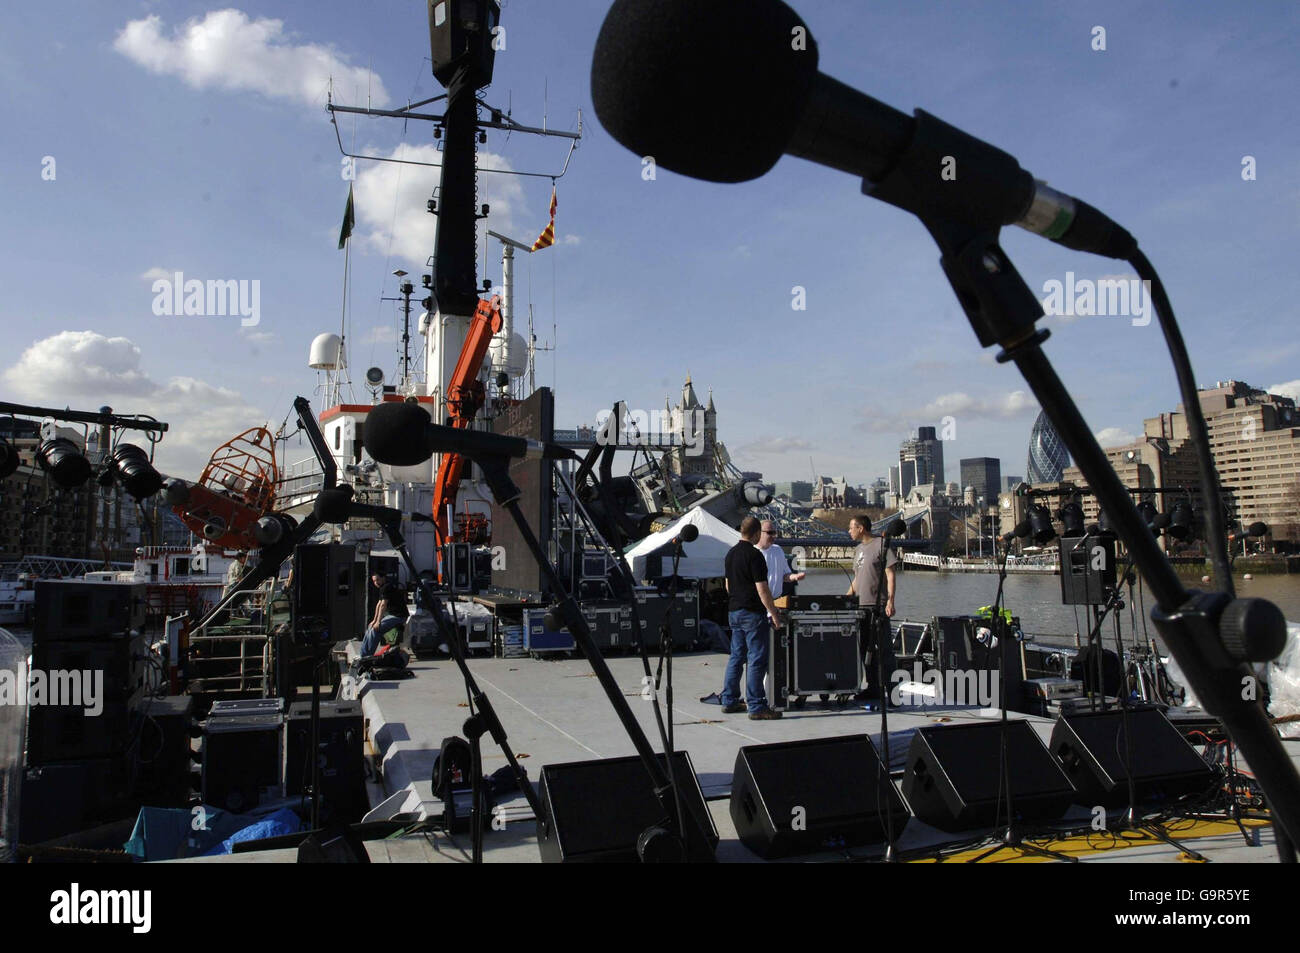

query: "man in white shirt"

left=757, top=520, right=804, bottom=607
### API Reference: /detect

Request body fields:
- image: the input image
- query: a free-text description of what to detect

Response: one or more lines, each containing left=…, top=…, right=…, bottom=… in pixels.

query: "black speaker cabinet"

left=26, top=636, right=141, bottom=764
left=537, top=751, right=718, bottom=862
left=33, top=580, right=146, bottom=642
left=903, top=720, right=1075, bottom=831
left=1059, top=535, right=1117, bottom=605
left=202, top=712, right=283, bottom=813
left=428, top=0, right=500, bottom=88
left=293, top=543, right=360, bottom=644
left=285, top=700, right=368, bottom=822
left=1050, top=706, right=1216, bottom=809
left=730, top=735, right=909, bottom=859
left=932, top=615, right=974, bottom=672
left=130, top=695, right=196, bottom=808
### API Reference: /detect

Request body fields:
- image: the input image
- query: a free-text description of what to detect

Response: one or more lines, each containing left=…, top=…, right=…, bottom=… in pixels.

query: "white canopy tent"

left=625, top=508, right=742, bottom=580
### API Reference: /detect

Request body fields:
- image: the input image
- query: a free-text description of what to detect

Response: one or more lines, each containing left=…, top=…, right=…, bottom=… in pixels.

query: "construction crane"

left=430, top=294, right=504, bottom=552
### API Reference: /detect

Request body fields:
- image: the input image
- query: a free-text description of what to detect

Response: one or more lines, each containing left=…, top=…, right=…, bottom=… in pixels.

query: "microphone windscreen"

left=364, top=401, right=431, bottom=466
left=680, top=523, right=700, bottom=542
left=1013, top=520, right=1032, bottom=538
left=313, top=485, right=355, bottom=524
left=591, top=0, right=819, bottom=183
left=887, top=518, right=907, bottom=537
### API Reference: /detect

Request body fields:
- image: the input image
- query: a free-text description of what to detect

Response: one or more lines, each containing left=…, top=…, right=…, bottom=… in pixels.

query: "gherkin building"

left=1027, top=410, right=1070, bottom=484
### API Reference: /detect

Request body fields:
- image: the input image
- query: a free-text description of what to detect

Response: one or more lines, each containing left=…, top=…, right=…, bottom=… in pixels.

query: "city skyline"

left=2, top=2, right=1297, bottom=483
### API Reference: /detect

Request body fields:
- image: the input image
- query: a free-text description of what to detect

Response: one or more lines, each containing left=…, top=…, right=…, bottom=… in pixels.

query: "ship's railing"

left=0, top=555, right=133, bottom=577
left=278, top=458, right=326, bottom=500
left=902, top=552, right=1059, bottom=573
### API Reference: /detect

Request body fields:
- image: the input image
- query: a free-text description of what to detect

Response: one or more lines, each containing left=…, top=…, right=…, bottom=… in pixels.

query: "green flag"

left=338, top=184, right=355, bottom=250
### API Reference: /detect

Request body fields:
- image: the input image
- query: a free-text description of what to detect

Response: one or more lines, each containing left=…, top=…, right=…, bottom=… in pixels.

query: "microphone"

left=591, top=0, right=1136, bottom=259
left=999, top=520, right=1031, bottom=544
left=671, top=523, right=700, bottom=546
left=313, top=484, right=434, bottom=527
left=885, top=518, right=907, bottom=538
left=363, top=401, right=573, bottom=467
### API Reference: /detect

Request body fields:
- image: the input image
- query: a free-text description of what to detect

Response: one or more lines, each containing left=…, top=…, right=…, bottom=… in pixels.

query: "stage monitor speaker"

left=537, top=751, right=718, bottom=863
left=1059, top=535, right=1117, bottom=605
left=730, top=735, right=909, bottom=859
left=1050, top=706, right=1217, bottom=809
left=903, top=720, right=1075, bottom=831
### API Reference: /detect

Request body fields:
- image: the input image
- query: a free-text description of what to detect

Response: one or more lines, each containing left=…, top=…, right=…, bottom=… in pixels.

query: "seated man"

left=360, top=581, right=409, bottom=658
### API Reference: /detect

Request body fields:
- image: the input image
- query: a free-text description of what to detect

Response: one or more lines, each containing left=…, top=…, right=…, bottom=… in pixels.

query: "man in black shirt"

left=720, top=516, right=783, bottom=719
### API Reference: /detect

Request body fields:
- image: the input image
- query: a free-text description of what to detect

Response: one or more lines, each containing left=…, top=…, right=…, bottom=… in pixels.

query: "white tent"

left=625, top=508, right=742, bottom=580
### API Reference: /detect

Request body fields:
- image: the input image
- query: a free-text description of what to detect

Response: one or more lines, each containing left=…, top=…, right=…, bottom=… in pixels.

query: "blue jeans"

left=721, top=609, right=771, bottom=714
left=360, top=625, right=381, bottom=657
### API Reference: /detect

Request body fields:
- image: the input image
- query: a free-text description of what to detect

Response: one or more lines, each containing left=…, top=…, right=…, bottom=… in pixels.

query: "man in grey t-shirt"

left=847, top=515, right=898, bottom=614
left=847, top=514, right=899, bottom=700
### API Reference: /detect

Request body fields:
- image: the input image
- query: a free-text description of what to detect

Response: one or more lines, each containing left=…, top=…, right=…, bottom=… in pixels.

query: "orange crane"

left=431, top=295, right=503, bottom=548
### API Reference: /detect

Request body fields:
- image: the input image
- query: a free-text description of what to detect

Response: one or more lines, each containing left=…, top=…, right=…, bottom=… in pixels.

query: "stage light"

left=109, top=444, right=164, bottom=500
left=36, top=436, right=91, bottom=488
left=1059, top=502, right=1085, bottom=536
left=0, top=438, right=18, bottom=480
left=1167, top=502, right=1194, bottom=541
left=1028, top=503, right=1056, bottom=544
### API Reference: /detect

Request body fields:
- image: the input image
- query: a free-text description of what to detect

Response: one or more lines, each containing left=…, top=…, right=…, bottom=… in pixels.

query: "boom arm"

left=431, top=295, right=504, bottom=545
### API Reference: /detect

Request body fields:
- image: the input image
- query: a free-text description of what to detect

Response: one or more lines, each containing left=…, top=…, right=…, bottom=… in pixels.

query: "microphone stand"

left=476, top=454, right=714, bottom=862
left=342, top=503, right=541, bottom=863
left=971, top=538, right=1075, bottom=863
left=868, top=528, right=900, bottom=863
left=888, top=199, right=1300, bottom=854
left=552, top=462, right=690, bottom=856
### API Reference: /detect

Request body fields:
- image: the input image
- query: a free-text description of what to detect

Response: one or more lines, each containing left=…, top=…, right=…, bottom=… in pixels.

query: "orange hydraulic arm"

left=431, top=295, right=504, bottom=543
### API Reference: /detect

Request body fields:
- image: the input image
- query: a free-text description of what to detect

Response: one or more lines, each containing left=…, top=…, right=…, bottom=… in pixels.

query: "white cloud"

left=352, top=144, right=525, bottom=268
left=140, top=266, right=172, bottom=282
left=361, top=324, right=397, bottom=345
left=114, top=10, right=387, bottom=108
left=562, top=234, right=582, bottom=246
left=856, top=389, right=1038, bottom=434
left=1267, top=379, right=1300, bottom=402
left=737, top=436, right=815, bottom=455
left=1095, top=427, right=1138, bottom=447
left=2, top=330, right=267, bottom=477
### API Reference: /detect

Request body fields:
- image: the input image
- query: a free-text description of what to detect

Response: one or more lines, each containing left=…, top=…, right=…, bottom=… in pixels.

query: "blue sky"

left=3, top=0, right=1298, bottom=485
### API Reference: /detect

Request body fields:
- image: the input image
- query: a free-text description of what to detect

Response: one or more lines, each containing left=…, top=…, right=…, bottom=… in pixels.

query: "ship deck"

left=194, top=643, right=1294, bottom=864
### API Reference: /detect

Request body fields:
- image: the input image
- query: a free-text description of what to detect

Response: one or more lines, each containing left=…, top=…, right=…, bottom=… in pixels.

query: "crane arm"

left=431, top=295, right=504, bottom=544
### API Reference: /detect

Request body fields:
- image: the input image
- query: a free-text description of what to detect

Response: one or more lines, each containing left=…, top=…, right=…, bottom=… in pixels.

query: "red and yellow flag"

left=531, top=187, right=557, bottom=251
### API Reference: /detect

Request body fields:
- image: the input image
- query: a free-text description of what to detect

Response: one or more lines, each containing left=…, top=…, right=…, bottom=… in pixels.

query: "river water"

left=796, top=565, right=1300, bottom=646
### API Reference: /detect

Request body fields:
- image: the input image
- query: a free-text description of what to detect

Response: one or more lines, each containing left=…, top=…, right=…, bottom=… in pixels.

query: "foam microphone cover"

left=887, top=518, right=907, bottom=537
left=313, top=485, right=356, bottom=524
left=679, top=523, right=700, bottom=542
left=363, top=401, right=431, bottom=466
left=591, top=0, right=820, bottom=182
